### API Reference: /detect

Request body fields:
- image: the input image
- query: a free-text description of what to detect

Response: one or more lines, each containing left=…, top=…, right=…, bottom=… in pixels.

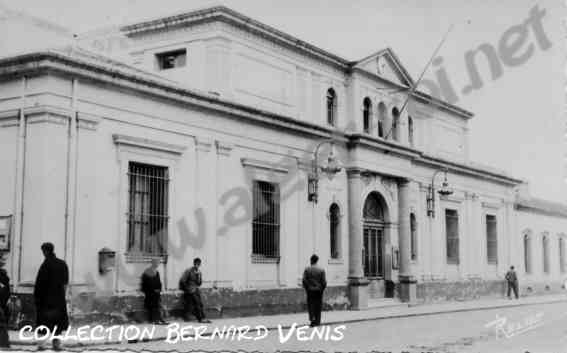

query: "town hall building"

left=0, top=6, right=565, bottom=322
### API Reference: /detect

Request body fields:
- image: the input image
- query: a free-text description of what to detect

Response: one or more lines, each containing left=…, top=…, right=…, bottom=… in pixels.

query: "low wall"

left=11, top=286, right=350, bottom=327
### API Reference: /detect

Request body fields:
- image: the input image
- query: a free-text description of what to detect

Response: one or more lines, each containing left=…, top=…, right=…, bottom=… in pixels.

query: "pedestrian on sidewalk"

left=505, top=265, right=519, bottom=299
left=0, top=253, right=10, bottom=348
left=34, top=242, right=69, bottom=351
left=302, top=254, right=326, bottom=327
left=179, top=258, right=211, bottom=323
left=141, top=258, right=168, bottom=325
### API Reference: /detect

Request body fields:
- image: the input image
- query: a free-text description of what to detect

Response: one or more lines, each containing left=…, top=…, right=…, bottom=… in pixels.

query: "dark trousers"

left=184, top=291, right=205, bottom=321
left=0, top=307, right=9, bottom=348
left=144, top=292, right=162, bottom=322
left=507, top=281, right=519, bottom=299
left=306, top=290, right=323, bottom=325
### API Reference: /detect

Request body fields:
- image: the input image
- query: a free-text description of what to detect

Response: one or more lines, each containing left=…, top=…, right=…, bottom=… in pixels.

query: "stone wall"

left=11, top=286, right=349, bottom=328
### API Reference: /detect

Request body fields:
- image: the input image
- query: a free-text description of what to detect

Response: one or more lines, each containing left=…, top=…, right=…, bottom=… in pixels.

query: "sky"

left=0, top=0, right=565, bottom=202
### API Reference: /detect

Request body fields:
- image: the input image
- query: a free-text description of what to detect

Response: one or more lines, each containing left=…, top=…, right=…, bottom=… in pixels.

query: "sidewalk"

left=9, top=293, right=567, bottom=348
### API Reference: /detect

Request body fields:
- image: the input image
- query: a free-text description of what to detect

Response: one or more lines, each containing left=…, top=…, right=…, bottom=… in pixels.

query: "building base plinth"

left=348, top=277, right=370, bottom=310
left=398, top=275, right=417, bottom=303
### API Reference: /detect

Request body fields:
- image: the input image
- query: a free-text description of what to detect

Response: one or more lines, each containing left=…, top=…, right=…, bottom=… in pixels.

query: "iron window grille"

left=486, top=215, right=498, bottom=264
left=252, top=181, right=280, bottom=262
left=445, top=209, right=459, bottom=264
left=326, top=88, right=337, bottom=126
left=127, top=162, right=169, bottom=256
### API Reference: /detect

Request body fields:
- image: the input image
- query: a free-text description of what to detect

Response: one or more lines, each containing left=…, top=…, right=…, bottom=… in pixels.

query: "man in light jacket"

left=179, top=258, right=211, bottom=323
left=302, top=254, right=326, bottom=327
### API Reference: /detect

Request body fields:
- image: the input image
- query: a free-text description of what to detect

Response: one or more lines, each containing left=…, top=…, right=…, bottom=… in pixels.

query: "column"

left=346, top=168, right=369, bottom=309
left=398, top=179, right=417, bottom=302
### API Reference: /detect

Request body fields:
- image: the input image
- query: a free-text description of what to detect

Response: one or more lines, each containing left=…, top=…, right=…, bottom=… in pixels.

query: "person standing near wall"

left=302, top=254, right=327, bottom=327
left=34, top=242, right=69, bottom=351
left=141, top=258, right=168, bottom=325
left=505, top=265, right=519, bottom=299
left=0, top=253, right=10, bottom=348
left=179, top=258, right=211, bottom=323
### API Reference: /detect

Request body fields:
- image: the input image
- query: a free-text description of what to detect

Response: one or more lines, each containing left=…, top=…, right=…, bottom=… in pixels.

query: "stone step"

left=366, top=298, right=409, bottom=310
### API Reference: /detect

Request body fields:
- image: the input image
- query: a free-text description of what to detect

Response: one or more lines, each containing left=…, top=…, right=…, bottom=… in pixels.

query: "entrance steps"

left=366, top=298, right=408, bottom=310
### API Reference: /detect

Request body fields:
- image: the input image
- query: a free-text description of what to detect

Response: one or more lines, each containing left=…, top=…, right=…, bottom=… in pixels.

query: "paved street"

left=16, top=300, right=563, bottom=352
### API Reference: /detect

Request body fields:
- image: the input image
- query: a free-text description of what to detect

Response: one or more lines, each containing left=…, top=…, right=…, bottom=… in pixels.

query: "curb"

left=10, top=296, right=567, bottom=348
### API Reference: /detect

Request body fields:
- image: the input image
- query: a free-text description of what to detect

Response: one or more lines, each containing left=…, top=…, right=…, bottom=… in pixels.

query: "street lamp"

left=426, top=167, right=453, bottom=217
left=308, top=140, right=342, bottom=203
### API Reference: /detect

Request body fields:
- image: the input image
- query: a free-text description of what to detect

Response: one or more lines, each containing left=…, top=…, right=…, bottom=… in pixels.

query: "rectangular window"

left=127, top=162, right=169, bottom=255
left=445, top=209, right=459, bottom=264
left=252, top=181, right=280, bottom=261
left=486, top=215, right=498, bottom=264
left=156, top=49, right=187, bottom=70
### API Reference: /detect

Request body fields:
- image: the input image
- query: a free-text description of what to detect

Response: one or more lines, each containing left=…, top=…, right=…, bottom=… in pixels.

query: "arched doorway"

left=362, top=192, right=388, bottom=298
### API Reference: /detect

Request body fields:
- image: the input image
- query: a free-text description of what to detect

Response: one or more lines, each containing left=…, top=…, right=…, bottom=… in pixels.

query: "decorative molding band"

left=481, top=201, right=502, bottom=210
left=77, top=112, right=101, bottom=131
left=113, top=134, right=186, bottom=155
left=0, top=109, right=20, bottom=127
left=25, top=105, right=72, bottom=126
left=241, top=158, right=289, bottom=174
left=215, top=140, right=233, bottom=156
left=195, top=137, right=213, bottom=152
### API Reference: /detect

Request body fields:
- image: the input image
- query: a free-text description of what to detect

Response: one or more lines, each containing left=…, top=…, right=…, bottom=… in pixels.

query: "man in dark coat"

left=141, top=258, right=167, bottom=324
left=302, top=254, right=327, bottom=327
left=179, top=258, right=210, bottom=323
left=0, top=253, right=10, bottom=348
left=505, top=265, right=519, bottom=299
left=34, top=242, right=69, bottom=350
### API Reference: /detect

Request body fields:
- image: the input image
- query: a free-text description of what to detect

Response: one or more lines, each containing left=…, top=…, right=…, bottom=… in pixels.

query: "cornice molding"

left=0, top=109, right=20, bottom=127
left=195, top=137, right=213, bottom=152
left=215, top=140, right=233, bottom=156
left=241, top=158, right=289, bottom=174
left=113, top=134, right=187, bottom=155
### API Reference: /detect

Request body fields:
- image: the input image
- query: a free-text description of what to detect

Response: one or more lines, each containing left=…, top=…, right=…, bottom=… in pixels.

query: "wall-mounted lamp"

left=308, top=140, right=342, bottom=203
left=426, top=167, right=453, bottom=217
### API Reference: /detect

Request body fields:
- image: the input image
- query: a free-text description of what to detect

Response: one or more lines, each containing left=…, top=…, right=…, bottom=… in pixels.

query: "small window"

left=156, top=49, right=187, bottom=70
left=486, top=215, right=498, bottom=264
left=329, top=203, right=341, bottom=259
left=524, top=232, right=532, bottom=273
left=362, top=97, right=372, bottom=133
left=408, top=116, right=415, bottom=147
left=127, top=162, right=169, bottom=255
left=252, top=181, right=280, bottom=260
left=377, top=102, right=386, bottom=138
left=326, top=88, right=337, bottom=126
left=559, top=237, right=565, bottom=273
left=445, top=209, right=459, bottom=264
left=543, top=234, right=550, bottom=273
left=410, top=213, right=417, bottom=261
left=391, top=107, right=400, bottom=141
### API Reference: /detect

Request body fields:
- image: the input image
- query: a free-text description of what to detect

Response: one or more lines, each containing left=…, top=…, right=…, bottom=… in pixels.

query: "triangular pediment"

left=353, top=48, right=413, bottom=87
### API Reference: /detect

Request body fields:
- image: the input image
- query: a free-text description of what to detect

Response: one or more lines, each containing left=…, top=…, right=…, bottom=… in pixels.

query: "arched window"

left=363, top=97, right=372, bottom=133
left=410, top=213, right=417, bottom=261
left=329, top=203, right=341, bottom=259
left=408, top=116, right=414, bottom=147
left=524, top=231, right=532, bottom=274
left=391, top=107, right=400, bottom=141
left=326, top=88, right=337, bottom=126
left=559, top=236, right=565, bottom=273
left=543, top=234, right=550, bottom=274
left=377, top=102, right=386, bottom=138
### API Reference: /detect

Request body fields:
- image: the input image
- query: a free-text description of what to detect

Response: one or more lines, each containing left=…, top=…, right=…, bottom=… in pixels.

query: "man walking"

left=302, top=254, right=326, bottom=327
left=179, top=258, right=210, bottom=323
left=0, top=253, right=10, bottom=348
left=34, top=242, right=69, bottom=351
left=505, top=265, right=519, bottom=299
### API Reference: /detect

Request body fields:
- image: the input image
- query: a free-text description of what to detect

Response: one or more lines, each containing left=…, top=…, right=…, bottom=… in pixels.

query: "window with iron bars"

left=445, top=209, right=459, bottom=264
left=127, top=162, right=169, bottom=256
left=252, top=181, right=280, bottom=262
left=486, top=215, right=498, bottom=264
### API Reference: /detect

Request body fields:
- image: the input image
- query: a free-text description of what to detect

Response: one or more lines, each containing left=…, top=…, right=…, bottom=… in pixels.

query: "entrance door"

left=362, top=192, right=388, bottom=298
left=363, top=226, right=383, bottom=278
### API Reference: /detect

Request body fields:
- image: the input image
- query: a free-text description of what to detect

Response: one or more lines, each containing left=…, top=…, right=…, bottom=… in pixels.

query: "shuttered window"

left=486, top=215, right=498, bottom=264
left=445, top=209, right=459, bottom=264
